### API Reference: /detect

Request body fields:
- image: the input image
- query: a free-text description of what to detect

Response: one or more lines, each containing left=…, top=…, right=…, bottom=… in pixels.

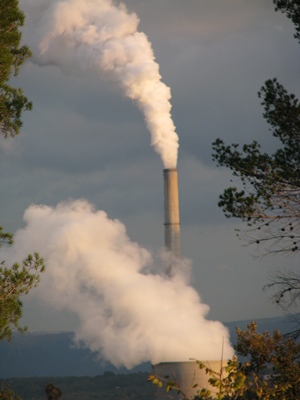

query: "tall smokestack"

left=163, top=168, right=180, bottom=261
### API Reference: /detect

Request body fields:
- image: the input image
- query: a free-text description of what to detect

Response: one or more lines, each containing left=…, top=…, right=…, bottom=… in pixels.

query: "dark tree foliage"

left=212, top=0, right=300, bottom=315
left=0, top=0, right=45, bottom=343
left=45, top=384, right=62, bottom=400
left=0, top=0, right=32, bottom=137
left=212, top=78, right=300, bottom=255
left=0, top=252, right=45, bottom=341
left=0, top=373, right=154, bottom=400
left=0, top=385, right=21, bottom=400
left=274, top=0, right=300, bottom=43
left=0, top=226, right=13, bottom=246
left=264, top=271, right=300, bottom=314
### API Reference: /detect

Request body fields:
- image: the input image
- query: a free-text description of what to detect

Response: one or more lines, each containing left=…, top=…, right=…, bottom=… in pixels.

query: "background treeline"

left=0, top=316, right=292, bottom=379
left=0, top=372, right=155, bottom=400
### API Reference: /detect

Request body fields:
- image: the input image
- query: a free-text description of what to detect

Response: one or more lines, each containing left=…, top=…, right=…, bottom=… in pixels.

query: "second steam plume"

left=3, top=200, right=234, bottom=367
left=21, top=0, right=179, bottom=169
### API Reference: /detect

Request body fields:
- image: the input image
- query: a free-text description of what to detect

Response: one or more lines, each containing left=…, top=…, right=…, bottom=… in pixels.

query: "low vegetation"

left=0, top=372, right=154, bottom=400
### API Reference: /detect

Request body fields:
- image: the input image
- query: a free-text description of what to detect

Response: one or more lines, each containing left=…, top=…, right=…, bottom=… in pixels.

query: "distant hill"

left=0, top=332, right=150, bottom=378
left=0, top=315, right=296, bottom=378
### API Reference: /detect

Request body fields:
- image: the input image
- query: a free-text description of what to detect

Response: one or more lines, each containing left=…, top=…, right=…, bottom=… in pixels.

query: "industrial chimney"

left=155, top=170, right=225, bottom=399
left=163, top=168, right=180, bottom=261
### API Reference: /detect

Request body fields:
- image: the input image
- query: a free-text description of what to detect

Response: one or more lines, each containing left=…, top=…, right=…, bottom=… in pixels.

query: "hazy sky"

left=1, top=0, right=300, bottom=335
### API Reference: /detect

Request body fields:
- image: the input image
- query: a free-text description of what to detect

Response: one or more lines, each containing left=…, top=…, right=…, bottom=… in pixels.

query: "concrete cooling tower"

left=153, top=360, right=225, bottom=399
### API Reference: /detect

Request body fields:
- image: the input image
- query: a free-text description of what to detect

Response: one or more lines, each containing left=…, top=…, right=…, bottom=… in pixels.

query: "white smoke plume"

left=20, top=0, right=179, bottom=169
left=3, top=200, right=234, bottom=368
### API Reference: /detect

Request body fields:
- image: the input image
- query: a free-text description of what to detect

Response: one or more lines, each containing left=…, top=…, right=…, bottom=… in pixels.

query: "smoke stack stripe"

left=163, top=168, right=180, bottom=259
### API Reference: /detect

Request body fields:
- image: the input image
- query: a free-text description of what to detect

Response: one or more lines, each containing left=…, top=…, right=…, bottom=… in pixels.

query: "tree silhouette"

left=45, top=384, right=62, bottom=400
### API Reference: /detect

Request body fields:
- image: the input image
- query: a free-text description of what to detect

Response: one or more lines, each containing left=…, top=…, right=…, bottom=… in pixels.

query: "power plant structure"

left=163, top=168, right=180, bottom=261
left=153, top=360, right=225, bottom=399
left=152, top=168, right=224, bottom=400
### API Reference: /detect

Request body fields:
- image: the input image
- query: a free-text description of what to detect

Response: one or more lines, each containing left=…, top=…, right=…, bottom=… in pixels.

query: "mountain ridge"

left=0, top=315, right=295, bottom=378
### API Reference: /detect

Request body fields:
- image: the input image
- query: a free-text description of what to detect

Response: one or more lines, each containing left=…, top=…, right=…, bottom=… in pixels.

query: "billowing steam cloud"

left=14, top=0, right=234, bottom=368
left=20, top=0, right=179, bottom=168
left=3, top=200, right=233, bottom=367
